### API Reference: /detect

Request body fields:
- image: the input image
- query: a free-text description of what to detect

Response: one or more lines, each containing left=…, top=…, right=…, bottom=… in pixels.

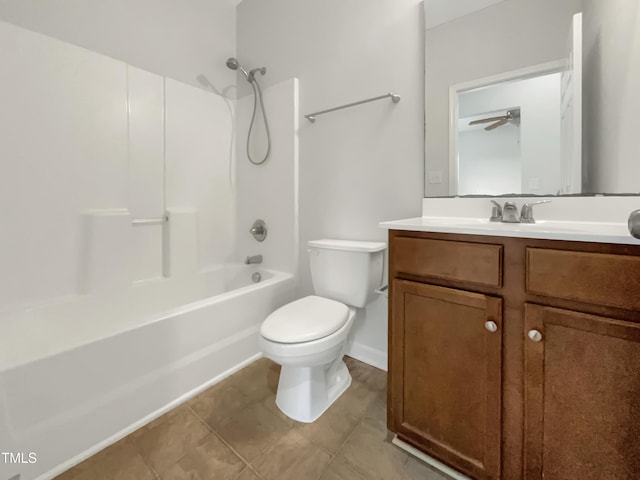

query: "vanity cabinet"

left=524, top=305, right=640, bottom=480
left=390, top=280, right=502, bottom=479
left=387, top=230, right=640, bottom=480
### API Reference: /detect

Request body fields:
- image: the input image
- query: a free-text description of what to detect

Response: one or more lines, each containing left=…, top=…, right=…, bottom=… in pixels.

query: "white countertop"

left=380, top=216, right=640, bottom=245
left=379, top=196, right=640, bottom=245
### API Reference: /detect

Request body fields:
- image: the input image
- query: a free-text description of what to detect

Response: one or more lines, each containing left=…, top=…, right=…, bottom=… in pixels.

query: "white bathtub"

left=0, top=266, right=295, bottom=480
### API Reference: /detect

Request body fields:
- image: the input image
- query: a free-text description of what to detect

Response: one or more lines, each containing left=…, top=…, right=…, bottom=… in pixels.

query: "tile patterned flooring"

left=56, top=356, right=448, bottom=480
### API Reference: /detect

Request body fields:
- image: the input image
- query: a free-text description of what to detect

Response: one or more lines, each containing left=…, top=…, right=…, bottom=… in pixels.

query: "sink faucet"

left=502, top=202, right=520, bottom=223
left=245, top=254, right=263, bottom=265
left=489, top=201, right=502, bottom=222
left=519, top=200, right=551, bottom=223
left=489, top=200, right=551, bottom=224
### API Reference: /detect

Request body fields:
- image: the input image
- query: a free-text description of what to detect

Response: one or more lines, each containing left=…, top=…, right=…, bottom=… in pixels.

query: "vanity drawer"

left=526, top=248, right=640, bottom=310
left=392, top=237, right=502, bottom=287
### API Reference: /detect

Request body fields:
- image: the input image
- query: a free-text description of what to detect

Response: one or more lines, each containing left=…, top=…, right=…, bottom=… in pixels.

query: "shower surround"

left=0, top=20, right=298, bottom=480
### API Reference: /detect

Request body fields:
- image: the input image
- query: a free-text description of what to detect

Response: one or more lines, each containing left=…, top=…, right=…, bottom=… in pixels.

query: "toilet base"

left=275, top=359, right=352, bottom=423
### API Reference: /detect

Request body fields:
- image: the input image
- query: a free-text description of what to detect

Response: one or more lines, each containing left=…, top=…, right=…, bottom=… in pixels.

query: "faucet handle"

left=520, top=200, right=551, bottom=223
left=489, top=200, right=502, bottom=222
left=249, top=219, right=267, bottom=242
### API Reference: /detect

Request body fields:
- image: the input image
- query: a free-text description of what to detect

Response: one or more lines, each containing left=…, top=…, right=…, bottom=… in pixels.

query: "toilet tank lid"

left=308, top=239, right=386, bottom=253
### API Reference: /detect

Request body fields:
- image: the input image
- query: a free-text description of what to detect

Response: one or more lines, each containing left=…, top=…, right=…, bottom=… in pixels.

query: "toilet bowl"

left=259, top=296, right=356, bottom=422
left=259, top=239, right=386, bottom=423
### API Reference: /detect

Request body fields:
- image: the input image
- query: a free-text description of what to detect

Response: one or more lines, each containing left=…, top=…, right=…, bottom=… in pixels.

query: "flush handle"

left=485, top=321, right=498, bottom=333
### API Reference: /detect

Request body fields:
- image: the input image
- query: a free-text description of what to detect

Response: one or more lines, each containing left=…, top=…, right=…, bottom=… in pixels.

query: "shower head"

left=226, top=57, right=249, bottom=79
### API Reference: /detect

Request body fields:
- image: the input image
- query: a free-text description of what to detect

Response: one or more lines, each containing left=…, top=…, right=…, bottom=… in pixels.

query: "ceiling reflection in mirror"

left=423, top=0, right=640, bottom=197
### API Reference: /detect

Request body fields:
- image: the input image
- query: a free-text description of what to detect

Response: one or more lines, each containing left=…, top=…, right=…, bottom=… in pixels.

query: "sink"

left=448, top=220, right=586, bottom=233
left=421, top=217, right=624, bottom=234
left=417, top=217, right=486, bottom=227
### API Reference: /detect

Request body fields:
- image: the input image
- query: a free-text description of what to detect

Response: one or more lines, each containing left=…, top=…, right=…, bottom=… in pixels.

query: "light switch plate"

left=428, top=170, right=443, bottom=184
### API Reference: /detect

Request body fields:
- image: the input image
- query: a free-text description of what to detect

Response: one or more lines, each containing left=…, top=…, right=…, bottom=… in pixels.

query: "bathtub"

left=0, top=266, right=295, bottom=480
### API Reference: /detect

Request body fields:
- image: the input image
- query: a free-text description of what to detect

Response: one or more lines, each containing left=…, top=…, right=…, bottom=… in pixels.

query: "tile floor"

left=56, top=356, right=448, bottom=480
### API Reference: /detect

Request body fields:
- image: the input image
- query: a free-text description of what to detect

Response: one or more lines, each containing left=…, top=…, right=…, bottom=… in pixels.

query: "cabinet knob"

left=528, top=329, right=543, bottom=342
left=485, top=321, right=498, bottom=333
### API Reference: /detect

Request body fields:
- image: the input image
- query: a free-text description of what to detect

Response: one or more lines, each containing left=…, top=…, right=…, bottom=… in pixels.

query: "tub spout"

left=245, top=255, right=263, bottom=265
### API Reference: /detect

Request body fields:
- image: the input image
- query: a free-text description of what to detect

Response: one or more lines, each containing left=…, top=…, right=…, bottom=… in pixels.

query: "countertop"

left=380, top=216, right=640, bottom=245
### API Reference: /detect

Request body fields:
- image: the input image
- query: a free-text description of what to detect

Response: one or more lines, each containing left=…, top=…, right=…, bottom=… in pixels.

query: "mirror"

left=424, top=0, right=640, bottom=197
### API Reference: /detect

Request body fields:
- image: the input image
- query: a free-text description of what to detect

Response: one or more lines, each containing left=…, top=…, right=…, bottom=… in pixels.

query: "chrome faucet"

left=488, top=200, right=551, bottom=223
left=245, top=254, right=263, bottom=265
left=502, top=202, right=520, bottom=223
left=489, top=200, right=502, bottom=222
left=520, top=200, right=551, bottom=223
left=249, top=220, right=267, bottom=242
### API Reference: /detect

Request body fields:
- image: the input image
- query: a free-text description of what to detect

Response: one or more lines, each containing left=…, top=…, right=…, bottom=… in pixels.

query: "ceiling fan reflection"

left=469, top=108, right=521, bottom=131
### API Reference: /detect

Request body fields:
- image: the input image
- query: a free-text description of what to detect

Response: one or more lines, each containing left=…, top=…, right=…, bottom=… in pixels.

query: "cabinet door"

left=524, top=304, right=640, bottom=480
left=390, top=279, right=502, bottom=479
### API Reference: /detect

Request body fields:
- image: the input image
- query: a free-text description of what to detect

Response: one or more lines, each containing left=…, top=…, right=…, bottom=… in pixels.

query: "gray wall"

left=238, top=0, right=425, bottom=365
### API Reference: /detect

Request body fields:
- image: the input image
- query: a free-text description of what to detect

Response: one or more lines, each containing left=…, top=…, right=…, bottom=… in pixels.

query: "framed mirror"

left=424, top=0, right=640, bottom=197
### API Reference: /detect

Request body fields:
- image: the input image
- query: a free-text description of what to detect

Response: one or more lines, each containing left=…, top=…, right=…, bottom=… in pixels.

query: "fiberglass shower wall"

left=235, top=78, right=300, bottom=276
left=0, top=19, right=236, bottom=311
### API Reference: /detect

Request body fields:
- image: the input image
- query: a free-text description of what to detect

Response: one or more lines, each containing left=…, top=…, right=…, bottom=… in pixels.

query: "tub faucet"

left=245, top=254, right=263, bottom=265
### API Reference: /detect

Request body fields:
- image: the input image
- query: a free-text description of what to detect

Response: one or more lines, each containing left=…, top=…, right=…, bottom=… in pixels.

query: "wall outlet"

left=528, top=177, right=540, bottom=190
left=428, top=170, right=443, bottom=184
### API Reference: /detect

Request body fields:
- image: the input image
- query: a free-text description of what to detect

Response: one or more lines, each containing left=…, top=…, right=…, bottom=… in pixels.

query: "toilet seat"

left=260, top=295, right=349, bottom=343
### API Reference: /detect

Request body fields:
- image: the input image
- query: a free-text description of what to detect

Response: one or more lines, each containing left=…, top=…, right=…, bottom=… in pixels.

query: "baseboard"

left=346, top=341, right=387, bottom=371
left=39, top=352, right=262, bottom=480
left=391, top=436, right=469, bottom=480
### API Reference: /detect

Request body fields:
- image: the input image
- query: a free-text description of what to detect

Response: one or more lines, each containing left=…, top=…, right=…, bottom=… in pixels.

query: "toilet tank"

left=307, top=239, right=386, bottom=308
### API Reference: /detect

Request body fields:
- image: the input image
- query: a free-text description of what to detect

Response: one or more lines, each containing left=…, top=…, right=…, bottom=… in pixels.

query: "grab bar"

left=132, top=216, right=168, bottom=226
left=305, top=93, right=400, bottom=123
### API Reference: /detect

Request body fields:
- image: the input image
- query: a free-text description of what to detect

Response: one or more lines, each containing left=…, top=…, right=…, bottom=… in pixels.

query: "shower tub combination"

left=0, top=266, right=294, bottom=480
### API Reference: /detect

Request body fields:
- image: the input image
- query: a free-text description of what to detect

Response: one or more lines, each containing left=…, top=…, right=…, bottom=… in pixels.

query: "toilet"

left=259, top=239, right=386, bottom=423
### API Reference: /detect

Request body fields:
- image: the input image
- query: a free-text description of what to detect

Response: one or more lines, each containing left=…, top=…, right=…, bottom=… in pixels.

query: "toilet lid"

left=261, top=295, right=349, bottom=343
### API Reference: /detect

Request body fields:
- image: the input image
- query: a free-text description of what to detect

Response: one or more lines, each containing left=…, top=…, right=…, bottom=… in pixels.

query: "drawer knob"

left=528, top=329, right=543, bottom=342
left=485, top=321, right=498, bottom=333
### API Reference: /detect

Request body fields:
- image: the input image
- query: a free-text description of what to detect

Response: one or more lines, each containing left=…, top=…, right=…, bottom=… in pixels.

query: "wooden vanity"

left=387, top=229, right=640, bottom=480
